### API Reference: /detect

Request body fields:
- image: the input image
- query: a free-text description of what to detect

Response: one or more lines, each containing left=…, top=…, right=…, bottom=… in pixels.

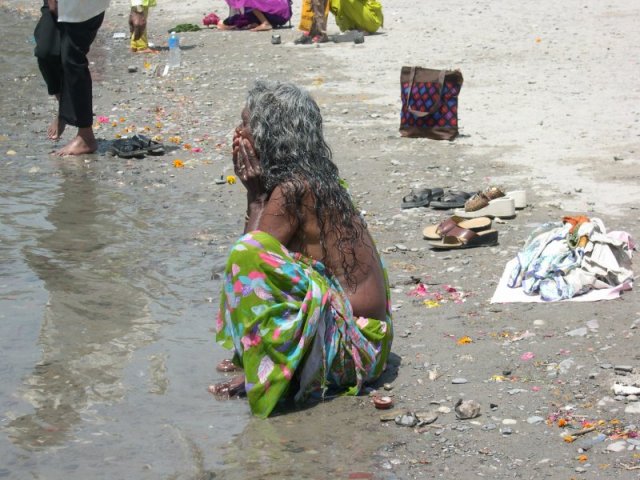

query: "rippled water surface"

left=0, top=9, right=249, bottom=479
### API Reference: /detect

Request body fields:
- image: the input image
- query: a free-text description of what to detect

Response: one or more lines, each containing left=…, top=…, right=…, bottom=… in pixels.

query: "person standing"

left=34, top=0, right=110, bottom=156
left=295, top=0, right=330, bottom=44
left=129, top=0, right=156, bottom=53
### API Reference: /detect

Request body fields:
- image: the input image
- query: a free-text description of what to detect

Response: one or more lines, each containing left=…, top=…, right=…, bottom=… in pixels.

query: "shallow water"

left=0, top=10, right=249, bottom=479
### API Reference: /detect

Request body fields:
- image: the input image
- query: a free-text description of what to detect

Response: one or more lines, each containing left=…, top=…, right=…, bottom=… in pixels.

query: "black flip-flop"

left=430, top=190, right=473, bottom=210
left=133, top=134, right=166, bottom=156
left=108, top=137, right=147, bottom=159
left=401, top=187, right=444, bottom=209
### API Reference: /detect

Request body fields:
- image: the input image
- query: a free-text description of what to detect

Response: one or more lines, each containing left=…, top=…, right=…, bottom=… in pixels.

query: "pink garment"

left=225, top=0, right=291, bottom=19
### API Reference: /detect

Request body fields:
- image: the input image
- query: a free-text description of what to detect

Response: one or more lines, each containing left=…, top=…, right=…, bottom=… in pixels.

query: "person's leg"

left=249, top=10, right=273, bottom=31
left=34, top=3, right=65, bottom=139
left=130, top=6, right=151, bottom=53
left=54, top=12, right=104, bottom=156
left=309, top=0, right=329, bottom=42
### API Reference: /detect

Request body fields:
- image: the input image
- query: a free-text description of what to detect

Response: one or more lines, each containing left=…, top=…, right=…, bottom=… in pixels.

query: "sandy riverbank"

left=2, top=1, right=639, bottom=478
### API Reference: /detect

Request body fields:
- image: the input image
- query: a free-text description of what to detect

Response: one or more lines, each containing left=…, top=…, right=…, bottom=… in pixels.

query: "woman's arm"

left=234, top=132, right=298, bottom=242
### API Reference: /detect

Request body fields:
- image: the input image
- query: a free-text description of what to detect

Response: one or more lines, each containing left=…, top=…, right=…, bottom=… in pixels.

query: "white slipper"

left=505, top=190, right=527, bottom=209
left=454, top=197, right=515, bottom=218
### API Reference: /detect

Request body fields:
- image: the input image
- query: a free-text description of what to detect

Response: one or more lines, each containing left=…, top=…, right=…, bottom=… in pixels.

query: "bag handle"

left=406, top=68, right=446, bottom=118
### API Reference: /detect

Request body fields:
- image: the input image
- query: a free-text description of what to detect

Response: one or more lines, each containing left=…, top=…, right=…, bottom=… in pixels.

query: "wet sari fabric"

left=216, top=231, right=393, bottom=418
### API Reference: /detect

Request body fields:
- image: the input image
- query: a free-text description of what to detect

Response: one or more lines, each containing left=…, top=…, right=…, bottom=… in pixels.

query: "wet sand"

left=1, top=0, right=639, bottom=478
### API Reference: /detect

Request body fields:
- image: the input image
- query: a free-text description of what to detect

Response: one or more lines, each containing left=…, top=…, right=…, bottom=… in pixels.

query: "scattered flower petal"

left=173, top=159, right=184, bottom=168
left=457, top=336, right=472, bottom=345
left=226, top=175, right=236, bottom=184
left=520, top=351, right=535, bottom=361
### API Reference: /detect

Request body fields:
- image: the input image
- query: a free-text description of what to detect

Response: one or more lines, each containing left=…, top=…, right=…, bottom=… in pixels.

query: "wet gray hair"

left=245, top=80, right=364, bottom=284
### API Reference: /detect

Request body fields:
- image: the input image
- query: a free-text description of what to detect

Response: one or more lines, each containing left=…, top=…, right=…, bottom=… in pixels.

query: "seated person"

left=217, top=0, right=291, bottom=31
left=209, top=81, right=394, bottom=418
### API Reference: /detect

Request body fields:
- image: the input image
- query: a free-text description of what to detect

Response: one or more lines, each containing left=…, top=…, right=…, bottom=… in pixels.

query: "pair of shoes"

left=108, top=134, right=166, bottom=159
left=453, top=197, right=516, bottom=219
left=401, top=187, right=444, bottom=209
left=422, top=215, right=492, bottom=240
left=429, top=190, right=473, bottom=209
left=465, top=187, right=528, bottom=212
left=464, top=186, right=506, bottom=212
left=427, top=223, right=499, bottom=250
left=294, top=33, right=312, bottom=44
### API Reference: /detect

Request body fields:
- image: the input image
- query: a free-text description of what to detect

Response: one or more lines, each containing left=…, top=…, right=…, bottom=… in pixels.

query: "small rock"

left=452, top=378, right=468, bottom=385
left=383, top=383, right=393, bottom=391
left=600, top=363, right=613, bottom=369
left=437, top=406, right=451, bottom=414
left=614, top=365, right=634, bottom=373
left=527, top=416, right=545, bottom=425
left=395, top=413, right=418, bottom=427
left=502, top=419, right=517, bottom=425
left=586, top=319, right=599, bottom=332
left=455, top=399, right=481, bottom=420
left=630, top=318, right=640, bottom=329
left=628, top=395, right=639, bottom=402
left=574, top=466, right=587, bottom=473
left=415, top=411, right=438, bottom=425
left=606, top=440, right=628, bottom=452
left=508, top=388, right=527, bottom=395
left=626, top=403, right=640, bottom=414
left=127, top=65, right=138, bottom=73
left=533, top=319, right=546, bottom=327
left=482, top=423, right=497, bottom=431
left=566, top=327, right=587, bottom=337
left=500, top=427, right=513, bottom=435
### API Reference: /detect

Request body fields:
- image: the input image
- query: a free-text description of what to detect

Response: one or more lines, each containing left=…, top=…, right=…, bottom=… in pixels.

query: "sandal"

left=453, top=197, right=515, bottom=219
left=428, top=227, right=499, bottom=250
left=422, top=215, right=492, bottom=240
left=107, top=136, right=147, bottom=159
left=429, top=190, right=473, bottom=210
left=133, top=134, right=166, bottom=156
left=401, top=187, right=444, bottom=209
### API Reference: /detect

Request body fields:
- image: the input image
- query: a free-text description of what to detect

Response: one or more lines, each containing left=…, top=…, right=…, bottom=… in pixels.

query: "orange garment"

left=298, top=0, right=330, bottom=32
left=563, top=215, right=590, bottom=248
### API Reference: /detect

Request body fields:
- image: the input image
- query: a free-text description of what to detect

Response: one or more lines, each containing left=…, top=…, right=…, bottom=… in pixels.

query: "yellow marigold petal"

left=563, top=435, right=575, bottom=443
left=456, top=336, right=472, bottom=345
left=226, top=175, right=236, bottom=184
left=173, top=159, right=184, bottom=168
left=577, top=455, right=588, bottom=462
left=557, top=418, right=568, bottom=427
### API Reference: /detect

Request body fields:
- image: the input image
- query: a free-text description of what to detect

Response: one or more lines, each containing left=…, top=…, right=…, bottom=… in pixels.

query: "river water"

left=0, top=9, right=250, bottom=479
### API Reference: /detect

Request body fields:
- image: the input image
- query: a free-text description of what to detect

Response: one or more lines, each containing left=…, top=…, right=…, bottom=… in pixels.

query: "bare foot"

left=250, top=22, right=272, bottom=32
left=47, top=115, right=66, bottom=140
left=216, top=21, right=236, bottom=31
left=53, top=128, right=97, bottom=156
left=216, top=358, right=243, bottom=373
left=208, top=375, right=245, bottom=397
left=133, top=47, right=158, bottom=54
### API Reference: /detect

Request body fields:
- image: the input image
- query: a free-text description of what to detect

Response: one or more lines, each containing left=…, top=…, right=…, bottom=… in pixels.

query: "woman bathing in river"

left=209, top=81, right=393, bottom=418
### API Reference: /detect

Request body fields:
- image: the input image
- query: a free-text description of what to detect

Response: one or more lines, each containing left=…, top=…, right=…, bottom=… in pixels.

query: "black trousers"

left=34, top=3, right=104, bottom=129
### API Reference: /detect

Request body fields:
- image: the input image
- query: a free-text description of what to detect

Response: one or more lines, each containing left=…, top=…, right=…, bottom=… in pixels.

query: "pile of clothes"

left=507, top=216, right=634, bottom=301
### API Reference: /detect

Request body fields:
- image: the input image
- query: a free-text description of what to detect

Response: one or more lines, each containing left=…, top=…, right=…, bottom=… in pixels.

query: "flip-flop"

left=429, top=190, right=473, bottom=209
left=132, top=134, right=166, bottom=156
left=428, top=227, right=499, bottom=249
left=108, top=136, right=147, bottom=159
left=453, top=197, right=516, bottom=218
left=401, top=187, right=444, bottom=209
left=422, top=215, right=492, bottom=240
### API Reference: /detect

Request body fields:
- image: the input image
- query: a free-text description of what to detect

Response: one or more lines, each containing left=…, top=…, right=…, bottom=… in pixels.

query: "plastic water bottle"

left=168, top=32, right=181, bottom=68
